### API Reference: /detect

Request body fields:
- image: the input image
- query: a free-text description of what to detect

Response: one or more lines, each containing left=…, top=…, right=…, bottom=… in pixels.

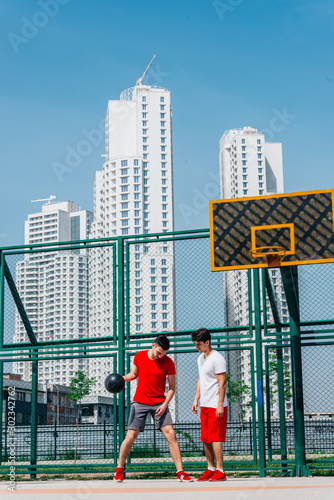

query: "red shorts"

left=200, top=406, right=228, bottom=443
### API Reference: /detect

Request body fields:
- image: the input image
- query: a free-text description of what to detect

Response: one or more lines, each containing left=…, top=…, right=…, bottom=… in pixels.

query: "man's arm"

left=216, top=372, right=227, bottom=418
left=155, top=373, right=175, bottom=416
left=192, top=376, right=201, bottom=414
left=123, top=364, right=139, bottom=382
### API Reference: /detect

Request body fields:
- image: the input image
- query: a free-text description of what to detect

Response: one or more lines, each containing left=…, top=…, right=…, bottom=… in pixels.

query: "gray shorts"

left=128, top=401, right=173, bottom=432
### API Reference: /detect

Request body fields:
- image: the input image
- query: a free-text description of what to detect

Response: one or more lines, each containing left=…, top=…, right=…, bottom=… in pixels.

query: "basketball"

left=105, top=373, right=125, bottom=393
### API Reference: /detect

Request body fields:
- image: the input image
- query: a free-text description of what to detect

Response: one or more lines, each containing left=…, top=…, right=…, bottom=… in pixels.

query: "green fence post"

left=253, top=269, right=266, bottom=477
left=117, top=237, right=125, bottom=451
left=30, top=355, right=38, bottom=479
left=0, top=251, right=4, bottom=467
left=280, top=266, right=311, bottom=477
left=263, top=269, right=288, bottom=467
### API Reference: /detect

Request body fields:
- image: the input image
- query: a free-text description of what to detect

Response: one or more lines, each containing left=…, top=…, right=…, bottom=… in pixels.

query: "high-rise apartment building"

left=219, top=127, right=292, bottom=419
left=13, top=201, right=93, bottom=386
left=89, top=81, right=176, bottom=396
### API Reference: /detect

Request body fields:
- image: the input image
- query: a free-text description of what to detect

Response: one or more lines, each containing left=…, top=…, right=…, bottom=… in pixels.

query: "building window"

left=160, top=121, right=165, bottom=127
left=243, top=190, right=248, bottom=195
left=134, top=159, right=139, bottom=166
left=136, top=324, right=141, bottom=331
left=151, top=322, right=157, bottom=329
left=122, top=228, right=128, bottom=235
left=121, top=186, right=128, bottom=192
left=163, top=322, right=168, bottom=329
left=160, top=96, right=164, bottom=102
left=160, top=113, right=165, bottom=119
left=258, top=161, right=262, bottom=166
left=121, top=169, right=128, bottom=175
left=121, top=177, right=128, bottom=184
left=242, top=139, right=245, bottom=144
left=142, top=96, right=146, bottom=102
left=151, top=259, right=155, bottom=265
left=161, top=154, right=166, bottom=160
left=257, top=139, right=261, bottom=144
left=121, top=160, right=128, bottom=167
left=259, top=190, right=264, bottom=195
left=242, top=146, right=246, bottom=151
left=161, top=146, right=166, bottom=151
left=242, top=161, right=247, bottom=166
left=258, top=154, right=262, bottom=159
left=121, top=194, right=128, bottom=200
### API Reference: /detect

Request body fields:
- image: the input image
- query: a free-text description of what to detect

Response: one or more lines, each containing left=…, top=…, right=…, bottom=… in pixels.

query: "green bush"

left=61, top=448, right=81, bottom=460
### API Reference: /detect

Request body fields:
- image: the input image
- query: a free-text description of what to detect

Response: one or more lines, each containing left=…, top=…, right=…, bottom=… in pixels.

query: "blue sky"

left=1, top=0, right=334, bottom=246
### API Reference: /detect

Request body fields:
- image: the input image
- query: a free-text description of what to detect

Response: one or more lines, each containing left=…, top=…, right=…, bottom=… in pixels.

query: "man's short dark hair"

left=191, top=328, right=211, bottom=343
left=154, top=335, right=170, bottom=351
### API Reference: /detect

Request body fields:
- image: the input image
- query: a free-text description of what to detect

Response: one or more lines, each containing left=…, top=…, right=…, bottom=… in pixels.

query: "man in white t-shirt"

left=192, top=328, right=228, bottom=481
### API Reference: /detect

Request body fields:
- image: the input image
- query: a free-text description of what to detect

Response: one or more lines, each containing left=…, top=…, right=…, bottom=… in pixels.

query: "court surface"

left=1, top=476, right=334, bottom=500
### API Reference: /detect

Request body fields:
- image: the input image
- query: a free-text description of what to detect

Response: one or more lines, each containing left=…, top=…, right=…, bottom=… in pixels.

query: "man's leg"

left=161, top=425, right=183, bottom=471
left=117, top=429, right=140, bottom=468
left=203, top=442, right=215, bottom=468
left=212, top=441, right=224, bottom=470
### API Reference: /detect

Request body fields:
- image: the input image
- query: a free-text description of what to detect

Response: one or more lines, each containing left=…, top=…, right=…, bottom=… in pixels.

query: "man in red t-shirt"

left=114, top=335, right=193, bottom=483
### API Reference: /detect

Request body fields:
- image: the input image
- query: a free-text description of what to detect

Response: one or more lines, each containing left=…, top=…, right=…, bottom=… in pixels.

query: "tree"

left=68, top=371, right=96, bottom=463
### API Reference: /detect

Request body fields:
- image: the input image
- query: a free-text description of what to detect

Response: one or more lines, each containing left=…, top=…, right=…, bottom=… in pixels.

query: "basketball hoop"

left=250, top=246, right=287, bottom=268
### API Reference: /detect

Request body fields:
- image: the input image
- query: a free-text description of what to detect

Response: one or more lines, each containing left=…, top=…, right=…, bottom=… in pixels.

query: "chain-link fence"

left=1, top=230, right=333, bottom=477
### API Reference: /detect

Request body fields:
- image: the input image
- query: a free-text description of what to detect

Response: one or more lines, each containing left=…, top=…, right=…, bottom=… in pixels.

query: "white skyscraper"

left=13, top=201, right=93, bottom=386
left=219, top=127, right=291, bottom=419
left=89, top=79, right=176, bottom=396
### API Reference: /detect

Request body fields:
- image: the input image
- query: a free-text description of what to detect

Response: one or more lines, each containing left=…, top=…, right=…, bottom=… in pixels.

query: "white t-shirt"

left=197, top=350, right=228, bottom=408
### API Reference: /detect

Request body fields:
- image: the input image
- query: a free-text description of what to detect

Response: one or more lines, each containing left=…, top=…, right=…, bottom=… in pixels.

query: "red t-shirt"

left=133, top=350, right=176, bottom=405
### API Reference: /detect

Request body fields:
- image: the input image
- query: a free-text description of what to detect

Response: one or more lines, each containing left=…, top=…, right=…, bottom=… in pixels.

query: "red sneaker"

left=177, top=471, right=194, bottom=482
left=197, top=468, right=214, bottom=481
left=114, top=467, right=124, bottom=482
left=209, top=470, right=227, bottom=481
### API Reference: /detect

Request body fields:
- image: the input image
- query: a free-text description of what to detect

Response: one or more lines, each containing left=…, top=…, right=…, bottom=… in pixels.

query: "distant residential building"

left=2, top=376, right=47, bottom=425
left=79, top=395, right=115, bottom=425
left=89, top=79, right=176, bottom=408
left=13, top=201, right=93, bottom=387
left=46, top=384, right=77, bottom=425
left=219, top=127, right=292, bottom=420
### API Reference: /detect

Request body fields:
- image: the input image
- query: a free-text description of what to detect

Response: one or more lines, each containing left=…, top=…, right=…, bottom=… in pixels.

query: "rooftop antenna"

left=136, top=54, right=156, bottom=86
left=31, top=195, right=57, bottom=204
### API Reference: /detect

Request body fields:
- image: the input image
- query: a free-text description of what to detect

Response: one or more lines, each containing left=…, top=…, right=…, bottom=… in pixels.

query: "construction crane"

left=31, top=195, right=57, bottom=204
left=136, top=54, right=156, bottom=86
